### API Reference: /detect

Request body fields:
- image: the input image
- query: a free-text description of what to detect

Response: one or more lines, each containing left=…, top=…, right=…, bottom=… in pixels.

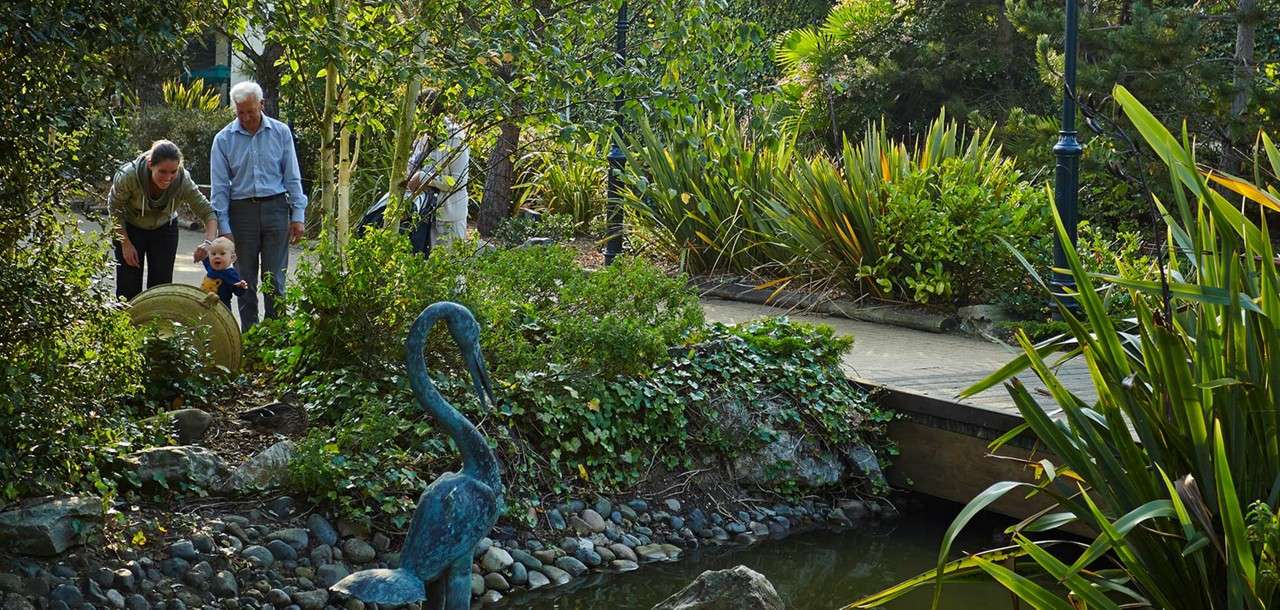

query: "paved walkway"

left=701, top=298, right=1097, bottom=420
left=109, top=221, right=1095, bottom=419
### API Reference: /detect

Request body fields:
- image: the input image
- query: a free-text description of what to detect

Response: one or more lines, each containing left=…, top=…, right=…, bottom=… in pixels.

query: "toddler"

left=198, top=237, right=248, bottom=310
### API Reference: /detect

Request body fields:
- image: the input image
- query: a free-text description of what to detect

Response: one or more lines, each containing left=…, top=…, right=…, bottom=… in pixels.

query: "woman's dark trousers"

left=114, top=219, right=179, bottom=300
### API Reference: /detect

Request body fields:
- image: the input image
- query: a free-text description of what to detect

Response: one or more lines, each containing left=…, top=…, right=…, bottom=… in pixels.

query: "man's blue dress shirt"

left=210, top=114, right=308, bottom=235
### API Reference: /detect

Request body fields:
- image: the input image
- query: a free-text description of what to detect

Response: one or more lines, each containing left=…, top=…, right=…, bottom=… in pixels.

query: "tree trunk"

left=479, top=98, right=521, bottom=237
left=996, top=0, right=1013, bottom=48
left=252, top=41, right=285, bottom=117
left=336, top=124, right=355, bottom=249
left=1224, top=0, right=1258, bottom=174
left=385, top=81, right=421, bottom=227
left=318, top=0, right=342, bottom=251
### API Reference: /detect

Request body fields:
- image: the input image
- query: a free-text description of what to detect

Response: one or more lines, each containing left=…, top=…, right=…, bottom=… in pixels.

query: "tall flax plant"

left=621, top=110, right=794, bottom=274
left=771, top=110, right=1013, bottom=297
left=161, top=79, right=220, bottom=111
left=517, top=140, right=605, bottom=231
left=848, top=86, right=1280, bottom=609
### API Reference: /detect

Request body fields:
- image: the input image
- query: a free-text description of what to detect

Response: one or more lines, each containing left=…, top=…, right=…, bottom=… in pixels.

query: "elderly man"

left=211, top=81, right=307, bottom=331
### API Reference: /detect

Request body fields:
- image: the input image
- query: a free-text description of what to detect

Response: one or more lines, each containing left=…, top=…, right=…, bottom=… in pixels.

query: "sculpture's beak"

left=468, top=347, right=496, bottom=408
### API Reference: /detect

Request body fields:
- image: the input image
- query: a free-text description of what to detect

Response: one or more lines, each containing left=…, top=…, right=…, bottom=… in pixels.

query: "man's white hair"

left=230, top=81, right=264, bottom=105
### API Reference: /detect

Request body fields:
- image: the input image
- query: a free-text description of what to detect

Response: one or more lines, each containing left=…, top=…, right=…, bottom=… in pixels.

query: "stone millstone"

left=651, top=565, right=784, bottom=610
left=0, top=496, right=102, bottom=556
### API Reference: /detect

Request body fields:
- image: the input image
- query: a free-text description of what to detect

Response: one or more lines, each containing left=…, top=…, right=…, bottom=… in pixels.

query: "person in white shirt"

left=405, top=93, right=469, bottom=245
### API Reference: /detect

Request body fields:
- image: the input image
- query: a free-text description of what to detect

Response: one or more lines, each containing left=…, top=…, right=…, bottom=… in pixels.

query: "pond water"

left=507, top=497, right=1013, bottom=609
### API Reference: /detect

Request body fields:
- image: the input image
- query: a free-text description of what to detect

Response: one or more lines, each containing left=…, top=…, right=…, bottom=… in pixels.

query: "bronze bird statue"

left=331, top=302, right=503, bottom=609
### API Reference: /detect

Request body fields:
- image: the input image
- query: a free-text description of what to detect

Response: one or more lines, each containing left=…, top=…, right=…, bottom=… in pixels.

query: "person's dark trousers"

left=228, top=193, right=290, bottom=332
left=113, top=219, right=179, bottom=300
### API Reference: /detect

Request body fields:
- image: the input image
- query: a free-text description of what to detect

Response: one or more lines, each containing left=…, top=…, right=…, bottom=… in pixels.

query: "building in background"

left=183, top=29, right=263, bottom=106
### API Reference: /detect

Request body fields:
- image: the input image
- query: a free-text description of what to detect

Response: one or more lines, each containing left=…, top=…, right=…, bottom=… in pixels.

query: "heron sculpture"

left=331, top=302, right=503, bottom=608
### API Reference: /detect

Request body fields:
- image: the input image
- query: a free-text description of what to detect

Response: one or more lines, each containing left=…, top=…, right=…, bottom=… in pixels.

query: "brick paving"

left=701, top=298, right=1098, bottom=419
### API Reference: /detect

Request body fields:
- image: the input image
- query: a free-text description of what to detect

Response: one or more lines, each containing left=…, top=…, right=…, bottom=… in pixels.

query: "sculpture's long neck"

left=406, top=310, right=500, bottom=492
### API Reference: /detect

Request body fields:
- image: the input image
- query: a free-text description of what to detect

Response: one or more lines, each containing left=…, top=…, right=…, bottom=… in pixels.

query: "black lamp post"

left=603, top=1, right=628, bottom=266
left=1051, top=0, right=1083, bottom=300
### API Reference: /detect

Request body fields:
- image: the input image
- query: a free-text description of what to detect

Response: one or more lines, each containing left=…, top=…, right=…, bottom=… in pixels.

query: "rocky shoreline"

left=0, top=492, right=891, bottom=610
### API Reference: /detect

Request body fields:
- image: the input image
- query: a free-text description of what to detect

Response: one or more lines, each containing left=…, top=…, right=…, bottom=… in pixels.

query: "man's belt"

left=232, top=192, right=287, bottom=204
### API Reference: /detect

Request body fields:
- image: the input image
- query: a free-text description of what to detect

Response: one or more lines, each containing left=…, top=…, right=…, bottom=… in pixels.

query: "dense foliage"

left=624, top=107, right=1049, bottom=306
left=854, top=89, right=1280, bottom=609
left=775, top=0, right=1047, bottom=142
left=491, top=213, right=577, bottom=248
left=250, top=231, right=703, bottom=380
left=258, top=233, right=889, bottom=526
left=772, top=0, right=1279, bottom=241
left=130, top=80, right=228, bottom=184
left=623, top=108, right=795, bottom=274
left=777, top=113, right=1050, bottom=305
left=514, top=138, right=607, bottom=232
left=0, top=0, right=214, bottom=502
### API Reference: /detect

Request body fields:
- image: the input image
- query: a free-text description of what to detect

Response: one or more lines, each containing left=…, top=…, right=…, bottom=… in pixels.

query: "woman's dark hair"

left=148, top=139, right=183, bottom=165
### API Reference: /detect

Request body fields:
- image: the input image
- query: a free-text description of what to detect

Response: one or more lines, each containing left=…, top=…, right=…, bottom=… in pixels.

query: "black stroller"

left=354, top=188, right=441, bottom=257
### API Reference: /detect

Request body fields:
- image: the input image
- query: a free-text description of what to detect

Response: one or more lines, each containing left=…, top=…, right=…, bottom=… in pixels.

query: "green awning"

left=187, top=65, right=230, bottom=83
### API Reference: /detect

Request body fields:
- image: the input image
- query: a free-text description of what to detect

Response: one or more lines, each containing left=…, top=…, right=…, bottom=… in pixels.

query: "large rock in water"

left=0, top=496, right=103, bottom=556
left=132, top=446, right=227, bottom=489
left=652, top=565, right=784, bottom=610
left=225, top=441, right=294, bottom=492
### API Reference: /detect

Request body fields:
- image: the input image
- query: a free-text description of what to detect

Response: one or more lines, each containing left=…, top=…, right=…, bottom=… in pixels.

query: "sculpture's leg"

left=425, top=575, right=446, bottom=610
left=443, top=554, right=473, bottom=610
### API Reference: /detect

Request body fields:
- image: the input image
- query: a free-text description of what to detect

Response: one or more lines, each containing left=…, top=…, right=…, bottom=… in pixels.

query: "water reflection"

left=508, top=498, right=1013, bottom=609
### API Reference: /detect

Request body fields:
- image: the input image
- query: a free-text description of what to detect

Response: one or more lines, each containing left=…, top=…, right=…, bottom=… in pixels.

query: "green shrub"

left=622, top=108, right=793, bottom=274
left=131, top=103, right=227, bottom=184
left=855, top=87, right=1280, bottom=610
left=464, top=246, right=702, bottom=378
left=247, top=230, right=469, bottom=380
left=287, top=315, right=890, bottom=525
left=1074, top=221, right=1158, bottom=317
left=250, top=230, right=703, bottom=381
left=530, top=255, right=704, bottom=378
left=289, top=388, right=443, bottom=528
left=872, top=156, right=1049, bottom=304
left=265, top=229, right=887, bottom=526
left=136, top=322, right=231, bottom=411
left=516, top=140, right=606, bottom=231
left=491, top=212, right=576, bottom=248
left=773, top=112, right=1050, bottom=305
left=499, top=247, right=702, bottom=377
left=0, top=226, right=148, bottom=500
